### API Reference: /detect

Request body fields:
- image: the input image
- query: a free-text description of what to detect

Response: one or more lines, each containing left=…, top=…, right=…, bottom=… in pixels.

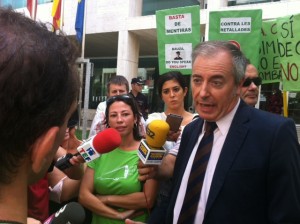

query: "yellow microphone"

left=146, top=120, right=170, bottom=149
left=138, top=120, right=170, bottom=165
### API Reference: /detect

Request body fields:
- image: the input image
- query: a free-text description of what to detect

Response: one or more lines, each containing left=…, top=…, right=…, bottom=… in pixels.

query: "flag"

left=156, top=6, right=200, bottom=74
left=75, top=0, right=85, bottom=42
left=27, top=0, right=37, bottom=20
left=52, top=0, right=62, bottom=30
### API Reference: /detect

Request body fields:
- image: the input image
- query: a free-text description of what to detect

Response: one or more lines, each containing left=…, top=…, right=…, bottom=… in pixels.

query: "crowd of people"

left=1, top=6, right=299, bottom=224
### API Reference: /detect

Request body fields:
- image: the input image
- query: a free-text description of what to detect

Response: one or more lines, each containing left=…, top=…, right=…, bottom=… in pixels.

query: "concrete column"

left=116, top=30, right=140, bottom=84
left=205, top=0, right=228, bottom=40
left=116, top=0, right=142, bottom=85
left=128, top=0, right=142, bottom=17
left=207, top=0, right=228, bottom=9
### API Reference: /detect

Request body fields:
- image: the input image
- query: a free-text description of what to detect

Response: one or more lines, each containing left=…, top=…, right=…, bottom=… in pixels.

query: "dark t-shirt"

left=129, top=91, right=149, bottom=120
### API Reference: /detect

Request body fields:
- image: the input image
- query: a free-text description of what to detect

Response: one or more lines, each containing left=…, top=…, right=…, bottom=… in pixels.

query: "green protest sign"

left=209, top=9, right=262, bottom=68
left=156, top=6, right=200, bottom=75
left=259, top=20, right=281, bottom=84
left=277, top=14, right=300, bottom=91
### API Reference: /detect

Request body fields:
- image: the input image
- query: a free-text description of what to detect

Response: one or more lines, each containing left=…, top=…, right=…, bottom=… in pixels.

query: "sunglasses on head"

left=242, top=77, right=262, bottom=87
left=106, top=94, right=133, bottom=105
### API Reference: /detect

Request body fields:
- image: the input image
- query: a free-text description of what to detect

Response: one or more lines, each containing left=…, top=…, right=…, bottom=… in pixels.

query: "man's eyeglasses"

left=242, top=77, right=262, bottom=87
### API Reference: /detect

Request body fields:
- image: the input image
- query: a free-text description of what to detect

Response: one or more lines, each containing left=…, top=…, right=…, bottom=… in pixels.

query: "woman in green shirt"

left=79, top=94, right=158, bottom=224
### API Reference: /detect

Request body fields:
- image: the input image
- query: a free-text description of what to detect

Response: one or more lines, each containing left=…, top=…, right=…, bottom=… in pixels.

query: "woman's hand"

left=95, top=195, right=138, bottom=220
left=27, top=217, right=42, bottom=224
left=116, top=210, right=136, bottom=220
left=167, top=130, right=181, bottom=142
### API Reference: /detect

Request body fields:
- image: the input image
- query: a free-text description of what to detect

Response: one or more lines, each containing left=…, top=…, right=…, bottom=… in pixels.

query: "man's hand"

left=116, top=210, right=136, bottom=220
left=137, top=160, right=158, bottom=182
left=69, top=153, right=85, bottom=165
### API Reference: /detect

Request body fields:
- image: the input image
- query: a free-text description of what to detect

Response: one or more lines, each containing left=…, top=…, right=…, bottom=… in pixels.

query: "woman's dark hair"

left=157, top=71, right=187, bottom=98
left=105, top=95, right=142, bottom=141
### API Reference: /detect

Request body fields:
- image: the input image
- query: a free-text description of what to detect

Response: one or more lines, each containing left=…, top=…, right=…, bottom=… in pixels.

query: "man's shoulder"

left=96, top=101, right=107, bottom=113
left=137, top=92, right=147, bottom=98
left=182, top=117, right=202, bottom=134
left=239, top=104, right=293, bottom=129
left=136, top=92, right=148, bottom=103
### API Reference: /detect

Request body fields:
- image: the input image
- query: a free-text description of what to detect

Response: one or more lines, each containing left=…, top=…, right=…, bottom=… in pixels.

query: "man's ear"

left=236, top=77, right=245, bottom=95
left=31, top=127, right=60, bottom=174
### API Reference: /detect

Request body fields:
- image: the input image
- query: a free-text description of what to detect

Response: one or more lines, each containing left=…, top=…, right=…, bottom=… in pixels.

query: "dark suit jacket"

left=165, top=101, right=300, bottom=224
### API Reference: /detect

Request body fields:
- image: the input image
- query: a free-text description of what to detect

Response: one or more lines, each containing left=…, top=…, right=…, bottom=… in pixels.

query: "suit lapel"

left=175, top=118, right=204, bottom=185
left=205, top=101, right=251, bottom=215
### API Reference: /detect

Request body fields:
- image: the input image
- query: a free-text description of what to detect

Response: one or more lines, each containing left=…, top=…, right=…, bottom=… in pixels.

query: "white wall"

left=19, top=0, right=300, bottom=37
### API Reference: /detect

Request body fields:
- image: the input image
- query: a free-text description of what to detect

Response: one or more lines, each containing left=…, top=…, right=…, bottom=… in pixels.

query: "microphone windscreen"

left=92, top=128, right=122, bottom=154
left=146, top=120, right=170, bottom=148
left=51, top=202, right=85, bottom=224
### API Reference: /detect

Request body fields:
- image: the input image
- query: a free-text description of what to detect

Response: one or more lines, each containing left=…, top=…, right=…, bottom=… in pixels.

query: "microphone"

left=138, top=120, right=170, bottom=165
left=55, top=128, right=121, bottom=170
left=43, top=202, right=85, bottom=224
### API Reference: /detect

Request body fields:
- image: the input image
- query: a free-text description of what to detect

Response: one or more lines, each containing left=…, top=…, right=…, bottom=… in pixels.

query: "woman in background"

left=146, top=71, right=197, bottom=223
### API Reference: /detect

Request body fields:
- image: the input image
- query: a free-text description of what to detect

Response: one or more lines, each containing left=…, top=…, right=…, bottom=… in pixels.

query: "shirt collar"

left=215, top=98, right=240, bottom=136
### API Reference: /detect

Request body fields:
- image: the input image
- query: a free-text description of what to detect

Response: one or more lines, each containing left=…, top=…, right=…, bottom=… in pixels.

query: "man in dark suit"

left=165, top=41, right=300, bottom=223
left=126, top=41, right=300, bottom=224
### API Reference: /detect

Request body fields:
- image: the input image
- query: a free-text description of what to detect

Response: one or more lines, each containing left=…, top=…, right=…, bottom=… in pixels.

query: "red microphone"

left=55, top=128, right=121, bottom=170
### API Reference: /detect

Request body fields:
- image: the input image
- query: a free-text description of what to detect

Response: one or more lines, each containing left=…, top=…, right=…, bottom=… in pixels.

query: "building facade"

left=3, top=0, right=300, bottom=127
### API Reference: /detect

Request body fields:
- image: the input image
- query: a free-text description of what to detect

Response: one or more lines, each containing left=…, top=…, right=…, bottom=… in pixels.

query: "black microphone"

left=43, top=202, right=85, bottom=224
left=55, top=128, right=121, bottom=170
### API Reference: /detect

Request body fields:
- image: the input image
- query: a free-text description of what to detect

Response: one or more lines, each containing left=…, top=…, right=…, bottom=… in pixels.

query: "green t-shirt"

left=88, top=148, right=148, bottom=224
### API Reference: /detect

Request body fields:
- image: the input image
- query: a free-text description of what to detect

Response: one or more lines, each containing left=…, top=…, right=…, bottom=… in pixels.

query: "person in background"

left=174, top=51, right=183, bottom=60
left=79, top=94, right=158, bottom=224
left=0, top=7, right=80, bottom=224
left=89, top=75, right=129, bottom=137
left=48, top=110, right=83, bottom=211
left=145, top=71, right=196, bottom=223
left=266, top=88, right=283, bottom=115
left=129, top=77, right=149, bottom=120
left=28, top=111, right=84, bottom=223
left=240, top=62, right=261, bottom=107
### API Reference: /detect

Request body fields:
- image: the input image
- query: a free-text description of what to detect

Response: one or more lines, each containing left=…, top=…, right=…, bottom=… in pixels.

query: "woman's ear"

left=30, top=127, right=60, bottom=174
left=183, top=87, right=188, bottom=96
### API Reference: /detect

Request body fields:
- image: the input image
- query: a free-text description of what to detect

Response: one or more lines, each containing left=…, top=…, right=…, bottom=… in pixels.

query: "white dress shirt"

left=173, top=99, right=240, bottom=224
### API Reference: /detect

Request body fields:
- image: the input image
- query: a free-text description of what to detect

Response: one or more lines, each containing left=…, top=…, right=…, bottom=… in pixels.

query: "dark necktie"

left=177, top=121, right=217, bottom=224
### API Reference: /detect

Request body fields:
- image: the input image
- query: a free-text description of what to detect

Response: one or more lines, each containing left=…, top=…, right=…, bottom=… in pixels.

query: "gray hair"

left=192, top=41, right=247, bottom=85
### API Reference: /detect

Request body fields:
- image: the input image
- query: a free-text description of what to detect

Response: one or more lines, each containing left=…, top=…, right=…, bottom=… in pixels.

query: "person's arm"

left=27, top=217, right=42, bottom=224
left=96, top=178, right=158, bottom=210
left=48, top=166, right=81, bottom=203
left=125, top=219, right=145, bottom=224
left=137, top=156, right=174, bottom=182
left=79, top=167, right=135, bottom=220
left=54, top=146, right=84, bottom=180
left=55, top=127, right=84, bottom=180
left=89, top=102, right=107, bottom=137
left=156, top=154, right=176, bottom=180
